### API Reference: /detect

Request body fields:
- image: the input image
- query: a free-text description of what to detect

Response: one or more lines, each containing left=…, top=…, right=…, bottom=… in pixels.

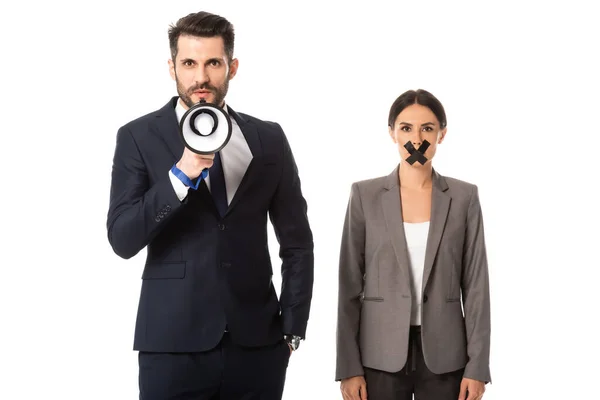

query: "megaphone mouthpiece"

left=179, top=99, right=232, bottom=155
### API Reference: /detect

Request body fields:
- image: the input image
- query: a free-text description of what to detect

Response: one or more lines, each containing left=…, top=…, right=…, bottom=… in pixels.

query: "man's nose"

left=194, top=67, right=209, bottom=84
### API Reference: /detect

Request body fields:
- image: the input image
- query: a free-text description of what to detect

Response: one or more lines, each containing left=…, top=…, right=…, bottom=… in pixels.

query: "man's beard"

left=176, top=74, right=229, bottom=109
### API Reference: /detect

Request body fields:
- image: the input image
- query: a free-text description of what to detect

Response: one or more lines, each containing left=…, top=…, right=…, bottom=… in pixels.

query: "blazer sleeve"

left=461, top=185, right=492, bottom=383
left=268, top=124, right=314, bottom=339
left=335, top=182, right=366, bottom=381
left=106, top=125, right=185, bottom=259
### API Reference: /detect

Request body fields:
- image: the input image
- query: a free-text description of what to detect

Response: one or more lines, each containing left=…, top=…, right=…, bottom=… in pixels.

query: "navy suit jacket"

left=106, top=97, right=314, bottom=352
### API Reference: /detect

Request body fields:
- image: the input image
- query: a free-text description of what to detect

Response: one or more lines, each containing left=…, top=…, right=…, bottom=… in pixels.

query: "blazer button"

left=221, top=262, right=231, bottom=268
left=423, top=295, right=428, bottom=303
left=218, top=223, right=226, bottom=230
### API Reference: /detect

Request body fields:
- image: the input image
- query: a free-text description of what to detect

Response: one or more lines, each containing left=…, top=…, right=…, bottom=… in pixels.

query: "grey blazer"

left=335, top=166, right=491, bottom=384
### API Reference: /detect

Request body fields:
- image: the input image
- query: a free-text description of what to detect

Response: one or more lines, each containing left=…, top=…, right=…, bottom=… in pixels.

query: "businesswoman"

left=335, top=89, right=491, bottom=400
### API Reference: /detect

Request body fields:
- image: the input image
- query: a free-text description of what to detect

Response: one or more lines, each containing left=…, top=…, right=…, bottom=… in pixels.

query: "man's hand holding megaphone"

left=173, top=99, right=233, bottom=187
left=175, top=148, right=215, bottom=180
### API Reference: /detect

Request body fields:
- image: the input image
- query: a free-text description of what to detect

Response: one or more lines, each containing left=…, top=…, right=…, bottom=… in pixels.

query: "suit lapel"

left=381, top=166, right=412, bottom=289
left=381, top=166, right=451, bottom=293
left=153, top=97, right=185, bottom=162
left=151, top=96, right=213, bottom=204
left=149, top=99, right=265, bottom=217
left=422, top=170, right=451, bottom=291
left=223, top=107, right=264, bottom=216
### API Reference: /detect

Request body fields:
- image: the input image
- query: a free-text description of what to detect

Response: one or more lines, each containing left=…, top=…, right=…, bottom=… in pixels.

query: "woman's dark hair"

left=168, top=11, right=235, bottom=62
left=388, top=89, right=447, bottom=129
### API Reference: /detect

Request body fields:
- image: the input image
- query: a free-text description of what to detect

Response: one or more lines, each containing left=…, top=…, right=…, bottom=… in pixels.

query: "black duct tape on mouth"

left=404, top=140, right=430, bottom=165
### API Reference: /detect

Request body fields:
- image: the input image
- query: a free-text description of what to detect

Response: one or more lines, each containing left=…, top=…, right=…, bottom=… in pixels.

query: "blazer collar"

left=151, top=97, right=265, bottom=217
left=152, top=96, right=263, bottom=160
left=383, top=164, right=449, bottom=193
left=153, top=96, right=183, bottom=161
left=382, top=163, right=452, bottom=292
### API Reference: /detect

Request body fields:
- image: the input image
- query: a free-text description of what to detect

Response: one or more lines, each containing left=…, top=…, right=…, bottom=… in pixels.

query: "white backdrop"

left=1, top=1, right=599, bottom=399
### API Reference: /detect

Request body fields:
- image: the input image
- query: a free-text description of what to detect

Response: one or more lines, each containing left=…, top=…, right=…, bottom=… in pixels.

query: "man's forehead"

left=177, top=35, right=226, bottom=58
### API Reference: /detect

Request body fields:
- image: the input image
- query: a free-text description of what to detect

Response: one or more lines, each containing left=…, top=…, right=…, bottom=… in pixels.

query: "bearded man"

left=106, top=11, right=314, bottom=400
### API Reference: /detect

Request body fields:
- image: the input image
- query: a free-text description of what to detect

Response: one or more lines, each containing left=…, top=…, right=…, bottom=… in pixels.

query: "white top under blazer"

left=403, top=221, right=430, bottom=326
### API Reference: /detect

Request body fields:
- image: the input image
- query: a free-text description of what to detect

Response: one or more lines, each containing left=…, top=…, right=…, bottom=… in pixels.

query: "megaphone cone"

left=179, top=99, right=232, bottom=155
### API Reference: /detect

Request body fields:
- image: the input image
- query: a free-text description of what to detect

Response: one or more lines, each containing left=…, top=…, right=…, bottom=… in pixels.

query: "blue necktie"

left=209, top=151, right=228, bottom=217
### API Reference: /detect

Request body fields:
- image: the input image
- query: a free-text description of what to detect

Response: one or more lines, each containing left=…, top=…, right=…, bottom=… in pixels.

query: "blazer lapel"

left=152, top=96, right=185, bottom=161
left=381, top=166, right=452, bottom=294
left=381, top=165, right=412, bottom=289
left=422, top=170, right=451, bottom=291
left=151, top=96, right=213, bottom=204
left=149, top=99, right=266, bottom=217
left=223, top=106, right=264, bottom=216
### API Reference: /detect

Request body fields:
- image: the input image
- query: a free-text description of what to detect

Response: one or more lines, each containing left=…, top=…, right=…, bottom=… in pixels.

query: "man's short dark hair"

left=168, top=11, right=235, bottom=62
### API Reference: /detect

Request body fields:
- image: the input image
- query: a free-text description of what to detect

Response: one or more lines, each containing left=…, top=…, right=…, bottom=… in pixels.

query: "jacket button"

left=218, top=224, right=226, bottom=230
left=423, top=295, right=428, bottom=303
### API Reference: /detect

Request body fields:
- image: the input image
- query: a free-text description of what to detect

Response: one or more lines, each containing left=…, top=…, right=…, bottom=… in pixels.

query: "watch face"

left=285, top=335, right=300, bottom=350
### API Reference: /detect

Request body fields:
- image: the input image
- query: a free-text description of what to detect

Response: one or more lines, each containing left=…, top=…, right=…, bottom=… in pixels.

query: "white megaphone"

left=178, top=99, right=232, bottom=155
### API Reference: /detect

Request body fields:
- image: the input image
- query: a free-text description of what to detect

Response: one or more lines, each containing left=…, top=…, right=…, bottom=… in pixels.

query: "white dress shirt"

left=168, top=98, right=253, bottom=202
left=404, top=221, right=430, bottom=326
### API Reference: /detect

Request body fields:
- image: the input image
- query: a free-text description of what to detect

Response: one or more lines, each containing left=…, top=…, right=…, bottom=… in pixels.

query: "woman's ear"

left=389, top=126, right=397, bottom=143
left=438, top=128, right=447, bottom=144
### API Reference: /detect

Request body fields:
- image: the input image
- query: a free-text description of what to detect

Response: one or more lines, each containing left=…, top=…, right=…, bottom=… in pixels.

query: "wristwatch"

left=284, top=334, right=302, bottom=351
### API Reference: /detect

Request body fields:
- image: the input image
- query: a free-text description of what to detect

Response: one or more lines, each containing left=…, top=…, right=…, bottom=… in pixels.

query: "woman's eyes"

left=400, top=126, right=434, bottom=132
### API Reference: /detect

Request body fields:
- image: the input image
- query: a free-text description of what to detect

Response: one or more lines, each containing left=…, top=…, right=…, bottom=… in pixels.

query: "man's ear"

left=168, top=58, right=176, bottom=81
left=228, top=58, right=239, bottom=80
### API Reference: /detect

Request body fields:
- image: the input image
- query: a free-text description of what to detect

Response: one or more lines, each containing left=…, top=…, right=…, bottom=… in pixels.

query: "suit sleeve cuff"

left=463, top=364, right=492, bottom=384
left=335, top=366, right=365, bottom=382
left=169, top=169, right=189, bottom=201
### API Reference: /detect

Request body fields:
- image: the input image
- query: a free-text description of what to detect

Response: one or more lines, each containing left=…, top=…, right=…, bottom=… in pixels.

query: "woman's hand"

left=340, top=375, right=367, bottom=400
left=458, top=377, right=485, bottom=400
